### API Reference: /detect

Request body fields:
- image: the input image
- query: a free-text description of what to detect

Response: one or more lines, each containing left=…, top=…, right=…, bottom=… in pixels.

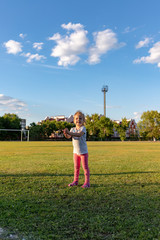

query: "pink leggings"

left=74, top=153, right=90, bottom=184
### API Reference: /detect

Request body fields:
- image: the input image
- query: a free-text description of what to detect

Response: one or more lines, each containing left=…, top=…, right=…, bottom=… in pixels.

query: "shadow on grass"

left=0, top=174, right=160, bottom=240
left=0, top=171, right=160, bottom=239
left=0, top=171, right=159, bottom=178
left=91, top=182, right=160, bottom=188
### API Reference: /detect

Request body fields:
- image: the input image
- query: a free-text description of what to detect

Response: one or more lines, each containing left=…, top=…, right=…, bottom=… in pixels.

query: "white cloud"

left=49, top=22, right=88, bottom=66
left=4, top=23, right=125, bottom=67
left=37, top=63, right=70, bottom=70
left=21, top=52, right=46, bottom=63
left=0, top=94, right=27, bottom=111
left=61, top=22, right=84, bottom=31
left=133, top=112, right=142, bottom=120
left=88, top=29, right=125, bottom=65
left=135, top=37, right=152, bottom=49
left=134, top=41, right=160, bottom=67
left=123, top=26, right=137, bottom=34
left=3, top=40, right=22, bottom=55
left=48, top=33, right=61, bottom=41
left=19, top=33, right=27, bottom=39
left=33, top=42, right=44, bottom=51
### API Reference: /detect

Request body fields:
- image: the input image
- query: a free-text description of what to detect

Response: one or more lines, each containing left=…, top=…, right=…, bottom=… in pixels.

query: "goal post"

left=0, top=129, right=29, bottom=141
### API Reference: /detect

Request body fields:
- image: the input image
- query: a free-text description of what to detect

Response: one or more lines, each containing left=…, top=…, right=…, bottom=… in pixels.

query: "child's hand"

left=64, top=128, right=69, bottom=134
left=63, top=129, right=66, bottom=134
left=63, top=128, right=71, bottom=139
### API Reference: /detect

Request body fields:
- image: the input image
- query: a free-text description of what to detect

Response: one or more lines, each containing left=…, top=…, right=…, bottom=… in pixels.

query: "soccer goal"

left=0, top=129, right=29, bottom=141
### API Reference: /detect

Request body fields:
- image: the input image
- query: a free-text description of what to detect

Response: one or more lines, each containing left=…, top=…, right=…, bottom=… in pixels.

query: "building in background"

left=38, top=115, right=74, bottom=125
left=112, top=119, right=138, bottom=139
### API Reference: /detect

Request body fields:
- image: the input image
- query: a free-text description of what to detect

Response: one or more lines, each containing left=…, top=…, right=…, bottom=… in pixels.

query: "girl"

left=63, top=111, right=90, bottom=188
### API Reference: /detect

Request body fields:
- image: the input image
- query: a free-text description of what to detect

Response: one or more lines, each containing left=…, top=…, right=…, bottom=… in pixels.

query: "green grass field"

left=0, top=141, right=160, bottom=240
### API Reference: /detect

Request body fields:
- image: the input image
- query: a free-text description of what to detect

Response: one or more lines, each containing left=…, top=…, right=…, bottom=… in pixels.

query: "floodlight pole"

left=101, top=85, right=108, bottom=117
left=27, top=130, right=29, bottom=141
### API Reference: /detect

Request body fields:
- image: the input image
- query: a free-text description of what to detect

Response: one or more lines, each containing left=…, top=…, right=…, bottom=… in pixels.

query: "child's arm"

left=63, top=129, right=71, bottom=139
left=64, top=128, right=84, bottom=138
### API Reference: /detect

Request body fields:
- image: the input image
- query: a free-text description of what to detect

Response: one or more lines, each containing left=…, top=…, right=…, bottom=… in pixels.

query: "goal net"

left=0, top=129, right=29, bottom=141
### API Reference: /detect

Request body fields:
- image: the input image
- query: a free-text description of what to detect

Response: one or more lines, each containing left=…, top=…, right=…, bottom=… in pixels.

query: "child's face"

left=74, top=114, right=84, bottom=128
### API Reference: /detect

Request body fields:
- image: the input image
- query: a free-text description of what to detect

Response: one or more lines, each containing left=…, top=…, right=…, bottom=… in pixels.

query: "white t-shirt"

left=70, top=126, right=88, bottom=155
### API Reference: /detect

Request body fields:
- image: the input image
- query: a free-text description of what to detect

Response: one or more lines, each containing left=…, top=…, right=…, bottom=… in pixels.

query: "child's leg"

left=68, top=154, right=80, bottom=187
left=81, top=153, right=90, bottom=186
left=74, top=153, right=81, bottom=182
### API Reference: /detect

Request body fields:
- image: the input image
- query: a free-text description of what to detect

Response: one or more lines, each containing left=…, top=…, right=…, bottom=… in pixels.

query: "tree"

left=138, top=110, right=160, bottom=141
left=85, top=114, right=100, bottom=140
left=85, top=114, right=113, bottom=140
left=29, top=120, right=74, bottom=140
left=41, top=120, right=57, bottom=139
left=0, top=113, right=21, bottom=140
left=98, top=116, right=113, bottom=140
left=3, top=113, right=21, bottom=129
left=114, top=118, right=129, bottom=141
left=29, top=122, right=45, bottom=141
left=0, top=116, right=4, bottom=129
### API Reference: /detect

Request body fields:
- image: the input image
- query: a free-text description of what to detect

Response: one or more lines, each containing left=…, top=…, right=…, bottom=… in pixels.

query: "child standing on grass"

left=63, top=111, right=90, bottom=188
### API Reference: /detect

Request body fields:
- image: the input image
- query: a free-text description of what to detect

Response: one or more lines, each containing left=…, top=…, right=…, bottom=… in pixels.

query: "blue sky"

left=1, top=0, right=160, bottom=125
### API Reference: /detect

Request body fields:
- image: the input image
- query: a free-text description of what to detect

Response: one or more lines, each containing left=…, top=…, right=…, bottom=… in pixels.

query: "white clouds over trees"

left=33, top=42, right=44, bottom=51
left=3, top=22, right=124, bottom=67
left=134, top=41, right=160, bottom=67
left=135, top=37, right=152, bottom=49
left=19, top=33, right=27, bottom=39
left=49, top=23, right=88, bottom=66
left=3, top=40, right=22, bottom=55
left=21, top=52, right=46, bottom=63
left=0, top=94, right=27, bottom=112
left=88, top=29, right=125, bottom=64
left=49, top=23, right=124, bottom=66
left=3, top=39, right=45, bottom=63
left=4, top=22, right=160, bottom=68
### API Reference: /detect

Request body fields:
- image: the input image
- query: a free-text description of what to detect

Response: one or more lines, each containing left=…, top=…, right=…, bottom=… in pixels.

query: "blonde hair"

left=74, top=111, right=85, bottom=124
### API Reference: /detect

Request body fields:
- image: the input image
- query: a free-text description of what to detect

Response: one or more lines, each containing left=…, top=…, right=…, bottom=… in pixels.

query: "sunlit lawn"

left=0, top=141, right=160, bottom=239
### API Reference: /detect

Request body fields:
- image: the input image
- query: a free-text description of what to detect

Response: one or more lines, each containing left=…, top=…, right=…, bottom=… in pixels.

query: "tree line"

left=85, top=114, right=130, bottom=141
left=0, top=110, right=160, bottom=141
left=0, top=113, right=21, bottom=140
